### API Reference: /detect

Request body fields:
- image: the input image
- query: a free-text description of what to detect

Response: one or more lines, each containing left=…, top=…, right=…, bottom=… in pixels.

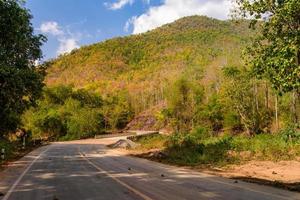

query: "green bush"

left=66, top=108, right=104, bottom=140
left=0, top=140, right=14, bottom=160
left=134, top=134, right=168, bottom=150
left=191, top=126, right=211, bottom=140
left=38, top=108, right=67, bottom=138
left=21, top=86, right=106, bottom=141
left=43, top=86, right=73, bottom=105
left=279, top=125, right=300, bottom=143
left=160, top=129, right=300, bottom=166
left=102, top=91, right=134, bottom=130
left=200, top=94, right=224, bottom=131
left=223, top=111, right=243, bottom=132
left=229, top=129, right=300, bottom=160
left=164, top=131, right=233, bottom=165
left=166, top=77, right=204, bottom=133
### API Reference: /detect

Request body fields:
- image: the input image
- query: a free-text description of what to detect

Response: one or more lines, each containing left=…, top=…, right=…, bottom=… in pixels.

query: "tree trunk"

left=265, top=81, right=269, bottom=109
left=292, top=90, right=298, bottom=124
left=254, top=80, right=259, bottom=111
left=275, top=95, right=279, bottom=131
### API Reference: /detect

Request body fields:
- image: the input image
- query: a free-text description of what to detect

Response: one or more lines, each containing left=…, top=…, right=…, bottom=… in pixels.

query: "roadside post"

left=1, top=148, right=5, bottom=161
left=22, top=135, right=26, bottom=149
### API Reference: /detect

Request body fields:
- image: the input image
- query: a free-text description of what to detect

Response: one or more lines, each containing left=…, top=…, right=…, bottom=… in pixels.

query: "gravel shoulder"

left=119, top=147, right=300, bottom=192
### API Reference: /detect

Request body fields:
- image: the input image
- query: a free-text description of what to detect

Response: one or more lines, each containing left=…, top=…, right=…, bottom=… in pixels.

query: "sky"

left=25, top=0, right=233, bottom=60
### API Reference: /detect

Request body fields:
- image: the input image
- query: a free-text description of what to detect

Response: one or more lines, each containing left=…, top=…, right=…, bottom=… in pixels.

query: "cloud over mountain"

left=125, top=0, right=233, bottom=34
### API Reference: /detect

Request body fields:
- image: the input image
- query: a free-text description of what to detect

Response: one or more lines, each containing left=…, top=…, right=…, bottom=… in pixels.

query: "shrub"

left=160, top=129, right=300, bottom=166
left=166, top=77, right=204, bottom=133
left=66, top=108, right=104, bottom=139
left=43, top=85, right=73, bottom=105
left=103, top=91, right=134, bottom=130
left=21, top=85, right=106, bottom=141
left=200, top=94, right=224, bottom=131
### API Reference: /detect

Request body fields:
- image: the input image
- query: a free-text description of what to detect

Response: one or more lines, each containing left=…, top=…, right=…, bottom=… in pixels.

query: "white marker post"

left=1, top=148, right=5, bottom=161
left=22, top=136, right=26, bottom=149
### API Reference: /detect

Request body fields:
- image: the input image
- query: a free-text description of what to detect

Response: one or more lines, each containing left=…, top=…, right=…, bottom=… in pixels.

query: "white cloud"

left=57, top=38, right=79, bottom=55
left=39, top=21, right=80, bottom=55
left=40, top=21, right=64, bottom=36
left=124, top=16, right=136, bottom=32
left=104, top=0, right=134, bottom=10
left=104, top=0, right=151, bottom=10
left=125, top=0, right=233, bottom=34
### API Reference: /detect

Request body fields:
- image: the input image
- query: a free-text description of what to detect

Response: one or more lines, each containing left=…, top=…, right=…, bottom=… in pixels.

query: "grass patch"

left=135, top=127, right=300, bottom=167
left=134, top=134, right=168, bottom=151
left=0, top=139, right=43, bottom=169
left=0, top=139, right=15, bottom=161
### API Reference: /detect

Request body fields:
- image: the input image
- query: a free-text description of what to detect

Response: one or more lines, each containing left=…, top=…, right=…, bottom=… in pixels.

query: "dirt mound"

left=125, top=103, right=167, bottom=131
left=108, top=139, right=140, bottom=149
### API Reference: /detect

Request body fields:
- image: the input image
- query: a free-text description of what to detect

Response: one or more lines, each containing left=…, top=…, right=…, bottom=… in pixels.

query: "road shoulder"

left=0, top=145, right=48, bottom=199
left=113, top=146, right=300, bottom=192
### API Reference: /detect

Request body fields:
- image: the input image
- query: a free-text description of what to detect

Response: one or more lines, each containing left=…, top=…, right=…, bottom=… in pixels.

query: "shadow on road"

left=1, top=142, right=299, bottom=200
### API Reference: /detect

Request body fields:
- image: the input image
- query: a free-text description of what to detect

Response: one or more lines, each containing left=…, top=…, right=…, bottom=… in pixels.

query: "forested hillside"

left=22, top=15, right=298, bottom=142
left=45, top=16, right=254, bottom=114
left=2, top=0, right=299, bottom=175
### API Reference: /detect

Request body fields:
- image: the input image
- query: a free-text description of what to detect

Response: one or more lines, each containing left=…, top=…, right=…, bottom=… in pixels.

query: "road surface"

left=0, top=138, right=299, bottom=200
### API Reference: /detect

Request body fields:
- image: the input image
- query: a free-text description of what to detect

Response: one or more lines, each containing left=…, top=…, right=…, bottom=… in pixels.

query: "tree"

left=222, top=66, right=272, bottom=134
left=166, top=77, right=204, bottom=133
left=103, top=91, right=134, bottom=130
left=235, top=0, right=300, bottom=126
left=0, top=0, right=46, bottom=136
left=235, top=0, right=299, bottom=93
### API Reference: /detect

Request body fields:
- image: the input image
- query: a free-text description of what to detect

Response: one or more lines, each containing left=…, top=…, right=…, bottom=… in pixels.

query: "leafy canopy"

left=0, top=0, right=46, bottom=135
left=236, top=0, right=300, bottom=93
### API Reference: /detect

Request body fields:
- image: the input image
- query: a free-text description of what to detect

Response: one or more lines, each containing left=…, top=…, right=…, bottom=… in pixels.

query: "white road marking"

left=2, top=147, right=49, bottom=200
left=115, top=152, right=294, bottom=200
left=80, top=148, right=294, bottom=200
left=79, top=151, right=153, bottom=200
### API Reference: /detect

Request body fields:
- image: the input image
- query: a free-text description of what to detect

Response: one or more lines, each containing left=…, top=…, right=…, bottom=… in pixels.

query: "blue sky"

left=25, top=0, right=232, bottom=60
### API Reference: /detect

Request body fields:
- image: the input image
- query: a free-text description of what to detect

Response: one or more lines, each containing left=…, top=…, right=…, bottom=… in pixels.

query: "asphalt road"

left=1, top=138, right=300, bottom=200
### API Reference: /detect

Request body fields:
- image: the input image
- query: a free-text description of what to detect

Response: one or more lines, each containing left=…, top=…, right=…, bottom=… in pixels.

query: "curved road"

left=0, top=138, right=300, bottom=200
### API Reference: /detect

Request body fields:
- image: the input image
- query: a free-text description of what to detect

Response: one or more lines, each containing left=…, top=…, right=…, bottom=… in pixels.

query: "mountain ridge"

left=45, top=15, right=254, bottom=113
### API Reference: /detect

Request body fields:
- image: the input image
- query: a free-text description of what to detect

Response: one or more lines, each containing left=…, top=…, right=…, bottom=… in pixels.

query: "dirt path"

left=216, top=159, right=300, bottom=184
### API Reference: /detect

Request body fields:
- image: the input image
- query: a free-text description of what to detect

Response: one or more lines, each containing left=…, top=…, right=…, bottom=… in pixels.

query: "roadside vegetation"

left=0, top=0, right=47, bottom=162
left=22, top=85, right=133, bottom=141
left=0, top=0, right=299, bottom=167
left=135, top=126, right=300, bottom=166
left=131, top=0, right=300, bottom=166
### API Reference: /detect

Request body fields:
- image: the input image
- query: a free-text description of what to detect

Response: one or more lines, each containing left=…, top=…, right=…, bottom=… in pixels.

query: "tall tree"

left=235, top=0, right=299, bottom=93
left=0, top=0, right=46, bottom=136
left=166, top=77, right=204, bottom=133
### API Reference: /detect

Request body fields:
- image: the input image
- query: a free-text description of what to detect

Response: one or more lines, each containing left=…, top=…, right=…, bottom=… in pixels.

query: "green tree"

left=166, top=77, right=204, bottom=133
left=201, top=94, right=224, bottom=131
left=222, top=67, right=272, bottom=134
left=103, top=91, right=134, bottom=130
left=235, top=0, right=299, bottom=93
left=0, top=0, right=46, bottom=136
left=21, top=86, right=105, bottom=140
left=235, top=0, right=300, bottom=124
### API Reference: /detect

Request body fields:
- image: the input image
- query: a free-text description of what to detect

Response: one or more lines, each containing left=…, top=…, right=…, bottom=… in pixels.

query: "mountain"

left=45, top=15, right=254, bottom=114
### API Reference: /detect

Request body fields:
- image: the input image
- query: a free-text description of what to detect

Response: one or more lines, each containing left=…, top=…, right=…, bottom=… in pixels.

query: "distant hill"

left=45, top=15, right=254, bottom=114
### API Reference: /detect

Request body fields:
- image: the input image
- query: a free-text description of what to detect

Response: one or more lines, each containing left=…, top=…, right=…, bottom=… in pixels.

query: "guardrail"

left=94, top=132, right=136, bottom=139
left=94, top=131, right=160, bottom=140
